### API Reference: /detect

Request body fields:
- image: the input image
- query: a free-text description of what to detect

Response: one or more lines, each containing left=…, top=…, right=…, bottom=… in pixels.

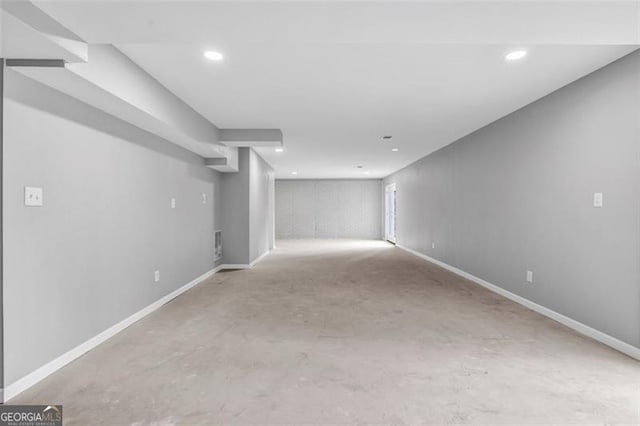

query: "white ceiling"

left=30, top=1, right=640, bottom=178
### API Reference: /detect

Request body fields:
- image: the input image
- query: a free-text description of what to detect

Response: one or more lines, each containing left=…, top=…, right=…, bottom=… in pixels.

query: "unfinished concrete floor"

left=11, top=239, right=640, bottom=424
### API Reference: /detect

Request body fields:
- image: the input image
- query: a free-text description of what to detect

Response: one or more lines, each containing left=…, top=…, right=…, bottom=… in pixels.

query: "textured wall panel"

left=275, top=180, right=382, bottom=239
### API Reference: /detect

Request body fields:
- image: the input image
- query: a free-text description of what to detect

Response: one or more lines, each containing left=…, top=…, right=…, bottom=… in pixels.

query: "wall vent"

left=214, top=230, right=222, bottom=260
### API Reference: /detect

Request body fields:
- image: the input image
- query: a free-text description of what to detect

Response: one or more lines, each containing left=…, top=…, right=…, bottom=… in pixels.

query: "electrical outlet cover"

left=593, top=192, right=603, bottom=208
left=25, top=186, right=43, bottom=206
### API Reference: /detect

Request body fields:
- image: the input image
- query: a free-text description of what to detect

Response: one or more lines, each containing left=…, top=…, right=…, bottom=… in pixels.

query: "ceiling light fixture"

left=381, top=136, right=393, bottom=140
left=505, top=50, right=527, bottom=61
left=275, top=147, right=284, bottom=153
left=204, top=50, right=224, bottom=61
left=356, top=165, right=364, bottom=169
left=391, top=148, right=399, bottom=152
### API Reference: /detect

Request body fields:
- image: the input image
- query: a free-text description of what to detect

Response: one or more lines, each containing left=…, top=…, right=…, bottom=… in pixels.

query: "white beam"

left=205, top=148, right=239, bottom=173
left=0, top=1, right=87, bottom=62
left=219, top=129, right=283, bottom=148
left=10, top=45, right=228, bottom=159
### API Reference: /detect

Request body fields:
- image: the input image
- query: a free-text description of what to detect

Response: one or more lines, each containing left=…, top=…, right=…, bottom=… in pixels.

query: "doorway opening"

left=385, top=183, right=396, bottom=244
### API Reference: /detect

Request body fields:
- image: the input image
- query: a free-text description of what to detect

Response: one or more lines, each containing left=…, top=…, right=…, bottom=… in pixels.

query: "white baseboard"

left=250, top=250, right=271, bottom=267
left=220, top=249, right=271, bottom=270
left=3, top=266, right=223, bottom=402
left=397, top=244, right=640, bottom=361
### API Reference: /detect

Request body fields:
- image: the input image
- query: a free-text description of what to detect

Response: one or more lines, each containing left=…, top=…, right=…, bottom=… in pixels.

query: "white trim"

left=397, top=244, right=640, bottom=361
left=250, top=249, right=271, bottom=267
left=384, top=183, right=397, bottom=243
left=220, top=263, right=251, bottom=269
left=3, top=266, right=223, bottom=402
left=220, top=264, right=252, bottom=269
left=220, top=249, right=271, bottom=270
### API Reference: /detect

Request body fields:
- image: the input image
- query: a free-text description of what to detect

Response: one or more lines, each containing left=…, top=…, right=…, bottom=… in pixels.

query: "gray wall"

left=3, top=70, right=223, bottom=385
left=221, top=147, right=274, bottom=265
left=384, top=50, right=640, bottom=348
left=276, top=179, right=382, bottom=239
left=249, top=149, right=274, bottom=261
left=221, top=148, right=250, bottom=265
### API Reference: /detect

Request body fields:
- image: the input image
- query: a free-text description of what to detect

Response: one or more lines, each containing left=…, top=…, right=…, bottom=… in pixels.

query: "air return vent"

left=214, top=230, right=222, bottom=260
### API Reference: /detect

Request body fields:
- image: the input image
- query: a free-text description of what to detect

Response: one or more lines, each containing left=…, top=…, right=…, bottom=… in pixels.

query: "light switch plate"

left=154, top=270, right=160, bottom=282
left=171, top=198, right=176, bottom=209
left=593, top=192, right=603, bottom=208
left=202, top=193, right=207, bottom=204
left=25, top=186, right=43, bottom=206
left=526, top=270, right=534, bottom=283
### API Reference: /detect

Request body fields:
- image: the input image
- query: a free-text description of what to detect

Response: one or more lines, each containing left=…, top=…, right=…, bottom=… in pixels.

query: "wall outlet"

left=526, top=270, right=533, bottom=283
left=171, top=198, right=176, bottom=209
left=202, top=193, right=207, bottom=204
left=593, top=192, right=603, bottom=208
left=154, top=270, right=160, bottom=282
left=25, top=186, right=43, bottom=206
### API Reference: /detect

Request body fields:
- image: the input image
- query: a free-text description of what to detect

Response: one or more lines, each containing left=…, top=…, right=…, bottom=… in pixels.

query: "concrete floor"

left=11, top=239, right=640, bottom=424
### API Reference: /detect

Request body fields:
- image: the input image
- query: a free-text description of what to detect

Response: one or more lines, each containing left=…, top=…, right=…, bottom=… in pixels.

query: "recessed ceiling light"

left=391, top=148, right=399, bottom=152
left=291, top=171, right=297, bottom=175
left=356, top=165, right=364, bottom=169
left=204, top=50, right=224, bottom=61
left=275, top=147, right=284, bottom=153
left=505, top=50, right=527, bottom=61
